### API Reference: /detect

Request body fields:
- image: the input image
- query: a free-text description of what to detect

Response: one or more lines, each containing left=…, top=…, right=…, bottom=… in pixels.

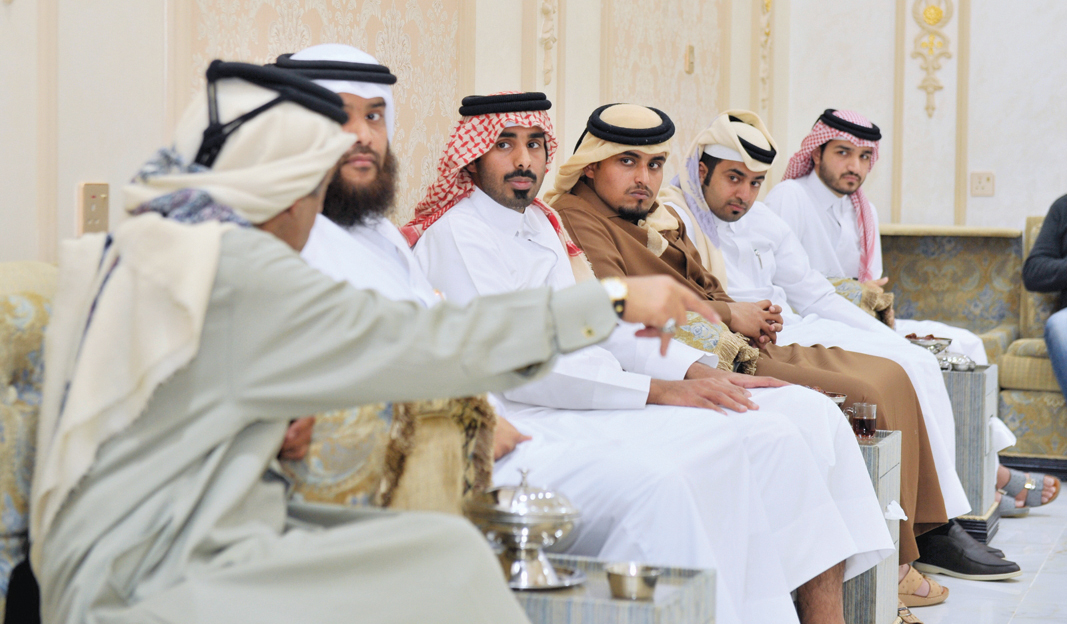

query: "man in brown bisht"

left=547, top=103, right=952, bottom=609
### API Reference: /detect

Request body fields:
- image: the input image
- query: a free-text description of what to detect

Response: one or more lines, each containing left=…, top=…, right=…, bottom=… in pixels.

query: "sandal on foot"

left=997, top=490, right=1031, bottom=518
left=896, top=600, right=923, bottom=624
left=899, top=565, right=949, bottom=608
left=1001, top=468, right=1061, bottom=508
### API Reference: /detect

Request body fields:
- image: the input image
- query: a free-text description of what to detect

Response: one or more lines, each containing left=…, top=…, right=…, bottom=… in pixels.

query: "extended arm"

left=230, top=229, right=620, bottom=416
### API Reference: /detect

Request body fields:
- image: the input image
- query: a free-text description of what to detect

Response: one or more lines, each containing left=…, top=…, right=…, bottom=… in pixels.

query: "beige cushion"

left=1000, top=338, right=1060, bottom=392
left=979, top=324, right=1019, bottom=363
left=0, top=261, right=57, bottom=299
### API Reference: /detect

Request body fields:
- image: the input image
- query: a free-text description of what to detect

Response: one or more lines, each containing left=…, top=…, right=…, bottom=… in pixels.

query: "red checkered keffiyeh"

left=782, top=110, right=881, bottom=282
left=400, top=103, right=582, bottom=257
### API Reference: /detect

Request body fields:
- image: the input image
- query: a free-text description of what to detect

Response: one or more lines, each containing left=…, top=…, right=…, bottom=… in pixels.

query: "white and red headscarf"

left=782, top=110, right=881, bottom=282
left=400, top=94, right=581, bottom=258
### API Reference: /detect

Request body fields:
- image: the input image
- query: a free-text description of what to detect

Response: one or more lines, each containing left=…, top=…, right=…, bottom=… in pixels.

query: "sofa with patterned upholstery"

left=881, top=222, right=1067, bottom=471
left=997, top=217, right=1066, bottom=467
left=0, top=261, right=57, bottom=614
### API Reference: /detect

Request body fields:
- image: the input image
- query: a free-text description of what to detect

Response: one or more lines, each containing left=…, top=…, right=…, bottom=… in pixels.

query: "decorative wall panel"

left=910, top=0, right=953, bottom=118
left=607, top=0, right=728, bottom=177
left=186, top=0, right=462, bottom=224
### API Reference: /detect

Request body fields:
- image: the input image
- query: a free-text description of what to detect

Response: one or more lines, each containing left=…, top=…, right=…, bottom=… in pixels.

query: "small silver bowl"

left=825, top=392, right=847, bottom=409
left=605, top=562, right=660, bottom=601
left=907, top=336, right=953, bottom=355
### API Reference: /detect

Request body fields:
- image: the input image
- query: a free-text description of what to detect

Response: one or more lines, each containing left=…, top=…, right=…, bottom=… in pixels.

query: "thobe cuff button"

left=583, top=326, right=596, bottom=338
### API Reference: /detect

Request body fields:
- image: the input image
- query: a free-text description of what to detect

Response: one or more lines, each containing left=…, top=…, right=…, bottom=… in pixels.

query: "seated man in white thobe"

left=29, top=62, right=713, bottom=624
left=405, top=92, right=894, bottom=624
left=659, top=111, right=1021, bottom=596
left=763, top=109, right=987, bottom=362
left=762, top=109, right=1045, bottom=516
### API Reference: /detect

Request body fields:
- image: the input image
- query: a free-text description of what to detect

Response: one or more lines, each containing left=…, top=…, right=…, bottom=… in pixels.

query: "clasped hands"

left=726, top=299, right=784, bottom=345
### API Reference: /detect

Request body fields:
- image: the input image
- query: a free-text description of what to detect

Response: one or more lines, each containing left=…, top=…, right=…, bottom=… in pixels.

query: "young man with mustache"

left=407, top=95, right=896, bottom=624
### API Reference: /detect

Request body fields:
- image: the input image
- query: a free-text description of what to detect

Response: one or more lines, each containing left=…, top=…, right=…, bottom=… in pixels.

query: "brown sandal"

left=899, top=564, right=949, bottom=608
left=895, top=600, right=923, bottom=624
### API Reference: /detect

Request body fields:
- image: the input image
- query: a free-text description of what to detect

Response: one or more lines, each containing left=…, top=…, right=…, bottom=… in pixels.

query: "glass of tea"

left=845, top=402, right=877, bottom=442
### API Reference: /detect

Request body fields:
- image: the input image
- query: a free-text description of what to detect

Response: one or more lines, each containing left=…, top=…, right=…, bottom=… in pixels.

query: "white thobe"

left=39, top=226, right=629, bottom=624
left=412, top=189, right=894, bottom=624
left=673, top=201, right=971, bottom=518
left=765, top=172, right=992, bottom=367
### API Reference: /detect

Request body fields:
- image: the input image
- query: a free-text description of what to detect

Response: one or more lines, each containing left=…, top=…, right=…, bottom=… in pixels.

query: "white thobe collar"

left=797, top=171, right=862, bottom=279
left=467, top=188, right=576, bottom=288
left=302, top=214, right=441, bottom=307
left=468, top=188, right=553, bottom=244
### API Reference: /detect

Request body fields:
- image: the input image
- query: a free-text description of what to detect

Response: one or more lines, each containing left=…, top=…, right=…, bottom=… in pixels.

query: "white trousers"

left=494, top=385, right=893, bottom=624
left=780, top=314, right=977, bottom=518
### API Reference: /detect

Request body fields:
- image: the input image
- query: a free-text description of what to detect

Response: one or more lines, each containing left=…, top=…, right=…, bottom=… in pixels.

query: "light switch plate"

left=79, top=183, right=109, bottom=234
left=970, top=172, right=994, bottom=197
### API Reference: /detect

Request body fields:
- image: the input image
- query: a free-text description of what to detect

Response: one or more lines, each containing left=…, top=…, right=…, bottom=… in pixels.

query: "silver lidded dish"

left=938, top=352, right=976, bottom=371
left=464, top=469, right=585, bottom=590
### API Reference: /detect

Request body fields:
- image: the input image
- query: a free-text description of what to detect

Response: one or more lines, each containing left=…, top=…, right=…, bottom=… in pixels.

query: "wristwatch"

left=600, top=277, right=628, bottom=317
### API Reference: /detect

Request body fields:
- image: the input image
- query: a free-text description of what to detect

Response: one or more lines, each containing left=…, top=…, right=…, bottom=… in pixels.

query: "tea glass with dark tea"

left=845, top=402, right=877, bottom=442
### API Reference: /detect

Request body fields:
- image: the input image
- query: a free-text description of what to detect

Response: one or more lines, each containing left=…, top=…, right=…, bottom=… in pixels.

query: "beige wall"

left=604, top=0, right=730, bottom=180
left=186, top=0, right=466, bottom=226
left=966, top=0, right=1067, bottom=228
left=0, top=0, right=40, bottom=262
left=772, top=0, right=1067, bottom=230
left=781, top=0, right=897, bottom=223
left=5, top=0, right=1067, bottom=263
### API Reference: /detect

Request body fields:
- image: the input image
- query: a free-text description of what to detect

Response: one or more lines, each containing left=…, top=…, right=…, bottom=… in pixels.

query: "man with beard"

left=407, top=93, right=896, bottom=624
left=764, top=110, right=990, bottom=365
left=764, top=109, right=1043, bottom=516
left=275, top=44, right=538, bottom=472
left=33, top=60, right=689, bottom=624
left=657, top=110, right=1021, bottom=597
left=549, top=104, right=960, bottom=612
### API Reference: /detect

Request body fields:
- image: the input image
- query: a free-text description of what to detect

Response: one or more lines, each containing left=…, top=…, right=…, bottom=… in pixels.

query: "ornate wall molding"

left=910, top=0, right=953, bottom=117
left=610, top=0, right=727, bottom=177
left=538, top=0, right=557, bottom=86
left=757, top=0, right=772, bottom=113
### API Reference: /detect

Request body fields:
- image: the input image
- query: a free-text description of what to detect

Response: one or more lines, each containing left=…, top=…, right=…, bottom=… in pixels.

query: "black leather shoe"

left=984, top=544, right=1006, bottom=558
left=914, top=522, right=1021, bottom=580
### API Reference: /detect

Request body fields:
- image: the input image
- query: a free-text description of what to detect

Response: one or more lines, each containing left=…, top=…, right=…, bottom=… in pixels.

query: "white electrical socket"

left=970, top=172, right=995, bottom=197
left=79, top=183, right=109, bottom=234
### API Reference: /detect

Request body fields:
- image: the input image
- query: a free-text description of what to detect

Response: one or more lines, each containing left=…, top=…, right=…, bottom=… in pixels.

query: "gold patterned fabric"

left=1, top=291, right=52, bottom=608
left=980, top=324, right=1019, bottom=363
left=282, top=396, right=496, bottom=515
left=882, top=234, right=1022, bottom=335
left=828, top=277, right=896, bottom=328
left=673, top=311, right=760, bottom=374
left=999, top=339, right=1059, bottom=392
left=999, top=390, right=1067, bottom=459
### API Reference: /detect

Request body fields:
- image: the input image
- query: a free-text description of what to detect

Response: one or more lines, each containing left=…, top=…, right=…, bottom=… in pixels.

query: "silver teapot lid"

left=466, top=469, right=579, bottom=521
